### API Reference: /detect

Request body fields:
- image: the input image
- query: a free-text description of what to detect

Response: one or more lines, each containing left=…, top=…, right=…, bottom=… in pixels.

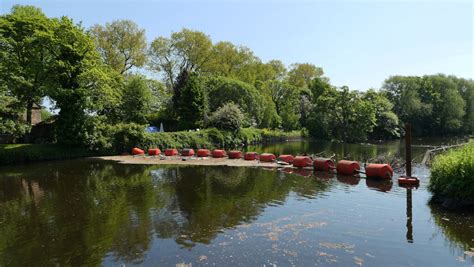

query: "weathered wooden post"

left=398, top=123, right=419, bottom=186
left=405, top=123, right=412, bottom=177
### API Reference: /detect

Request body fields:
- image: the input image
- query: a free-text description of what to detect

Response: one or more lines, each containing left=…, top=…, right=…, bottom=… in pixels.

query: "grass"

left=428, top=142, right=474, bottom=202
left=0, top=144, right=99, bottom=165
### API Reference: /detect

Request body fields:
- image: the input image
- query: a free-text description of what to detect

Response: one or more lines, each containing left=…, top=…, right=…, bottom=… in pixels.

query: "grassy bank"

left=428, top=142, right=474, bottom=209
left=1, top=128, right=303, bottom=165
left=0, top=144, right=101, bottom=165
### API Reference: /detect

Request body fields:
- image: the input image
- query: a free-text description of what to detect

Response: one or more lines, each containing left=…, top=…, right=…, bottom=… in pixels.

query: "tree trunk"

left=26, top=100, right=33, bottom=125
left=24, top=100, right=33, bottom=143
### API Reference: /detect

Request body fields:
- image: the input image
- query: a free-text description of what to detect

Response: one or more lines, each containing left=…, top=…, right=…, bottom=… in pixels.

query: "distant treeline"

left=0, top=5, right=472, bottom=150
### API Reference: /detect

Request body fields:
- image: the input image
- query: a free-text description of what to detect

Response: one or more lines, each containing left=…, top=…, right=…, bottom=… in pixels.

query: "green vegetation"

left=428, top=142, right=474, bottom=204
left=0, top=5, right=472, bottom=159
left=0, top=128, right=301, bottom=164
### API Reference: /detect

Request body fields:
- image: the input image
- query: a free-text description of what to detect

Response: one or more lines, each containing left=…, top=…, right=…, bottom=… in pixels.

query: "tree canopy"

left=0, top=5, right=472, bottom=148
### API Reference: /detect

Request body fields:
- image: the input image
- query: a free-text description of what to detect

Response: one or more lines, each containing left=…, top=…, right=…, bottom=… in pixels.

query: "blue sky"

left=1, top=0, right=472, bottom=90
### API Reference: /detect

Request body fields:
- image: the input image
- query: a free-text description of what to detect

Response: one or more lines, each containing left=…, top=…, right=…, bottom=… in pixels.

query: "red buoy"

left=293, top=156, right=312, bottom=168
left=313, top=158, right=335, bottom=171
left=197, top=149, right=210, bottom=157
left=212, top=149, right=226, bottom=158
left=260, top=153, right=276, bottom=162
left=244, top=152, right=259, bottom=161
left=181, top=148, right=195, bottom=157
left=398, top=176, right=420, bottom=187
left=148, top=148, right=161, bottom=156
left=365, top=164, right=393, bottom=179
left=131, top=147, right=145, bottom=155
left=277, top=154, right=294, bottom=164
left=165, top=148, right=178, bottom=156
left=336, top=160, right=360, bottom=175
left=228, top=150, right=242, bottom=159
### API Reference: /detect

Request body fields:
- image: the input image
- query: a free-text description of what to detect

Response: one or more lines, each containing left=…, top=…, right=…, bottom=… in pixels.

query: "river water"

left=0, top=139, right=473, bottom=266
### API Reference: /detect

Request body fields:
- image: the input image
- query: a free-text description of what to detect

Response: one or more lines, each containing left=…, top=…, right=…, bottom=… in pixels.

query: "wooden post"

left=406, top=188, right=413, bottom=243
left=405, top=123, right=412, bottom=177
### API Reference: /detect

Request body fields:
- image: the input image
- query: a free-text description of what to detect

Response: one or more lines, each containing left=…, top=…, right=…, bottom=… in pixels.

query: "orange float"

left=131, top=147, right=145, bottom=155
left=260, top=153, right=276, bottom=162
left=165, top=148, right=179, bottom=156
left=244, top=152, right=259, bottom=161
left=398, top=176, right=420, bottom=186
left=365, top=164, right=393, bottom=179
left=336, top=160, right=360, bottom=175
left=181, top=148, right=195, bottom=157
left=197, top=149, right=210, bottom=157
left=313, top=158, right=335, bottom=171
left=293, top=156, right=312, bottom=168
left=228, top=150, right=242, bottom=159
left=212, top=149, right=227, bottom=158
left=148, top=148, right=161, bottom=156
left=277, top=154, right=294, bottom=164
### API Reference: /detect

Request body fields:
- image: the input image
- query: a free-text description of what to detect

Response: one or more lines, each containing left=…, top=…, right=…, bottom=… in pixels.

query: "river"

left=0, top=138, right=472, bottom=266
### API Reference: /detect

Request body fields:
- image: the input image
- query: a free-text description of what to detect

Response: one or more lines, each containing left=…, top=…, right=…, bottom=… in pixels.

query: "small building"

left=22, top=103, right=42, bottom=125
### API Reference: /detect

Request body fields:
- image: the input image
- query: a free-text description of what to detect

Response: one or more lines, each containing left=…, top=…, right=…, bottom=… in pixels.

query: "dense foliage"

left=208, top=102, right=245, bottom=131
left=429, top=142, right=474, bottom=202
left=0, top=5, right=472, bottom=152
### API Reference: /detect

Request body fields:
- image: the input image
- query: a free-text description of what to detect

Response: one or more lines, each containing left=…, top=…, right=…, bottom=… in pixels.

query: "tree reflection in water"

left=0, top=161, right=332, bottom=265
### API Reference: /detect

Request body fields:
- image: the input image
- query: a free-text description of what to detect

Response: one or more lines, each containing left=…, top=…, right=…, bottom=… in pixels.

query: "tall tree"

left=149, top=28, right=212, bottom=88
left=0, top=5, right=54, bottom=125
left=48, top=17, right=119, bottom=145
left=176, top=72, right=207, bottom=130
left=90, top=19, right=147, bottom=75
left=121, top=75, right=153, bottom=124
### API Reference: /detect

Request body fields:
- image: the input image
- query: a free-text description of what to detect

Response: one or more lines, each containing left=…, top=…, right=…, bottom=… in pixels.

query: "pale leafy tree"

left=287, top=63, right=324, bottom=88
left=90, top=19, right=147, bottom=75
left=204, top=41, right=258, bottom=78
left=149, top=28, right=212, bottom=87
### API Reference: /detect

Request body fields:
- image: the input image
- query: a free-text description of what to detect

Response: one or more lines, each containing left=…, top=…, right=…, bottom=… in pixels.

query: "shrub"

left=208, top=103, right=244, bottom=132
left=429, top=142, right=474, bottom=201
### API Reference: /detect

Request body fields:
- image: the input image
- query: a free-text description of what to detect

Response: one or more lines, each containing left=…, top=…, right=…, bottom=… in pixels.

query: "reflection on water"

left=0, top=138, right=473, bottom=266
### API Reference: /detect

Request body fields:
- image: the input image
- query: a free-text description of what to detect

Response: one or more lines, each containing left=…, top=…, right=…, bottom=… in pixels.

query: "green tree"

left=307, top=86, right=376, bottom=142
left=206, top=76, right=265, bottom=127
left=383, top=75, right=467, bottom=136
left=287, top=63, right=324, bottom=88
left=47, top=17, right=119, bottom=145
left=149, top=28, right=212, bottom=88
left=0, top=5, right=54, bottom=125
left=363, top=89, right=400, bottom=139
left=0, top=86, right=30, bottom=139
left=90, top=19, right=147, bottom=75
left=121, top=75, right=153, bottom=124
left=176, top=72, right=207, bottom=130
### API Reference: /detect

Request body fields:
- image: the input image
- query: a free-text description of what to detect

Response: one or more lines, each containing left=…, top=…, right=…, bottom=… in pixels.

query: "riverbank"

left=0, top=128, right=303, bottom=165
left=428, top=142, right=474, bottom=210
left=0, top=144, right=100, bottom=165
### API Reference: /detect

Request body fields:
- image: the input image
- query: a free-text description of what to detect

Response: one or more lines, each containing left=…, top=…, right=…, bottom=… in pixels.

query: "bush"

left=208, top=103, right=244, bottom=132
left=429, top=142, right=474, bottom=202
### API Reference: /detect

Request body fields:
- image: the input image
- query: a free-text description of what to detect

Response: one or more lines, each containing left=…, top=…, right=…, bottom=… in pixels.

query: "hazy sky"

left=1, top=0, right=472, bottom=90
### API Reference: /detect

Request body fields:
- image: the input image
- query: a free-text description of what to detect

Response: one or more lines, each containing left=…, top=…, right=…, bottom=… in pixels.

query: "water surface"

left=0, top=139, right=473, bottom=266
